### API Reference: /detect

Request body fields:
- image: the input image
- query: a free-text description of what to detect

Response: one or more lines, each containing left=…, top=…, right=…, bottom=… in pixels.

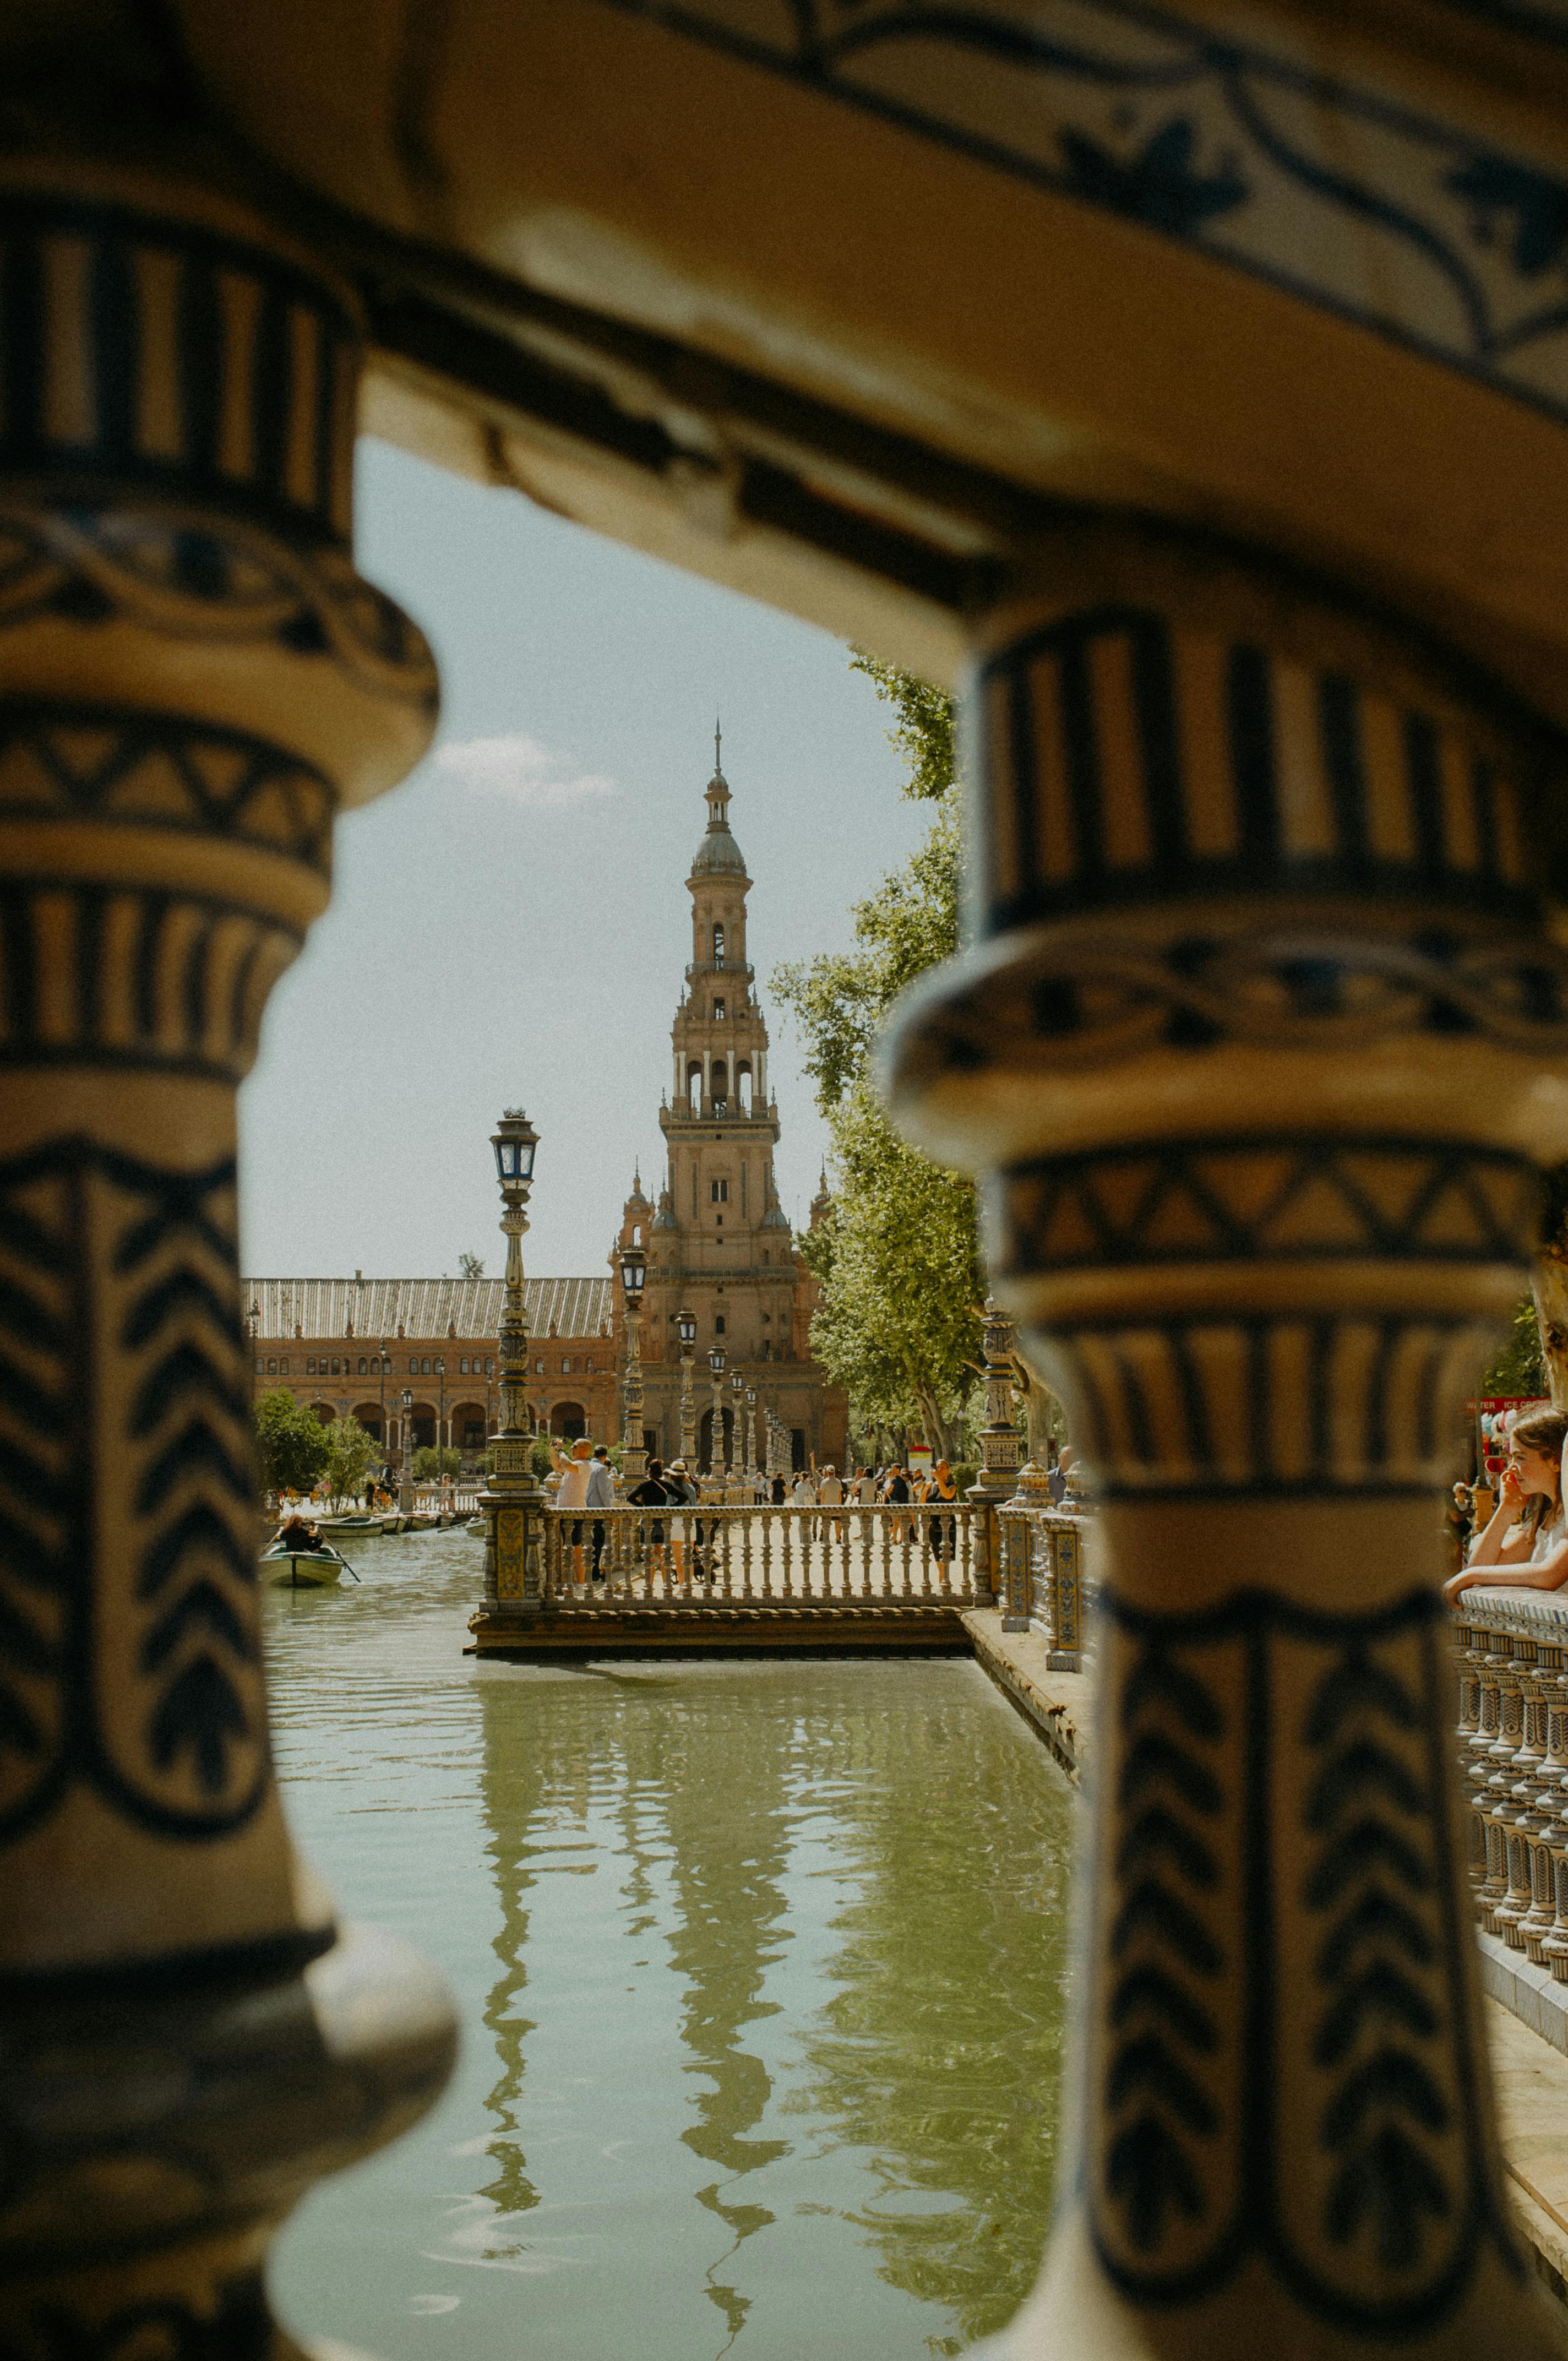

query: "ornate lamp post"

left=706, top=1344, right=726, bottom=1483
left=677, top=1307, right=698, bottom=1466
left=399, top=1387, right=414, bottom=1517
left=619, top=1240, right=647, bottom=1486
left=475, top=1108, right=545, bottom=1624
left=744, top=1385, right=757, bottom=1489
left=728, top=1368, right=744, bottom=1485
left=377, top=1339, right=389, bottom=1483
left=435, top=1356, right=447, bottom=1494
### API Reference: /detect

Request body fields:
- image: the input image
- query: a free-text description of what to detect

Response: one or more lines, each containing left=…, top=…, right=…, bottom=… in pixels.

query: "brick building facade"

left=246, top=1275, right=616, bottom=1455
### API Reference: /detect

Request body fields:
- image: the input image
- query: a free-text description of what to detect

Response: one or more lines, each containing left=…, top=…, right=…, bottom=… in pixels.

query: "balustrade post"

left=0, top=161, right=454, bottom=2361
left=968, top=1296, right=1023, bottom=1609
left=997, top=1493, right=1033, bottom=1633
left=886, top=519, right=1564, bottom=2355
left=1045, top=1516, right=1086, bottom=1675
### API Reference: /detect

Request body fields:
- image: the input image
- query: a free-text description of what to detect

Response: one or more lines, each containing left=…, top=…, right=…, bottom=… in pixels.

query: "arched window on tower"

left=712, top=1060, right=728, bottom=1111
left=687, top=1064, right=702, bottom=1112
left=712, top=922, right=725, bottom=966
left=737, top=1061, right=752, bottom=1114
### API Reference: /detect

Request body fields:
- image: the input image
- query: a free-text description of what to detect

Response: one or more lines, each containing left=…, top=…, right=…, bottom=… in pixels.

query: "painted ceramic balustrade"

left=0, top=160, right=454, bottom=2361
left=886, top=518, right=1568, bottom=2355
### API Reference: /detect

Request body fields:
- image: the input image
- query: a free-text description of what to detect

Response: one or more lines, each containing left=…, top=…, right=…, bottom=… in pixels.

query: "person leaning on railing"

left=1442, top=1405, right=1568, bottom=1608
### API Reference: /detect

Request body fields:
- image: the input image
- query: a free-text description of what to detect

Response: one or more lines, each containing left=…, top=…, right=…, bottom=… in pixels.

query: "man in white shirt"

left=552, top=1435, right=613, bottom=1584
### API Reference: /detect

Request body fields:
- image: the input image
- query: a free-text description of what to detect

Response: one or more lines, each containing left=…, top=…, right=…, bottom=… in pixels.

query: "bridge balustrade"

left=540, top=1501, right=977, bottom=1608
left=994, top=1498, right=1093, bottom=1672
left=1452, top=1592, right=1568, bottom=1984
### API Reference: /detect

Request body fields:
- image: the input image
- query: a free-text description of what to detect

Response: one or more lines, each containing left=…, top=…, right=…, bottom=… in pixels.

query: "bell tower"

left=660, top=727, right=780, bottom=1268
left=632, top=737, right=843, bottom=1471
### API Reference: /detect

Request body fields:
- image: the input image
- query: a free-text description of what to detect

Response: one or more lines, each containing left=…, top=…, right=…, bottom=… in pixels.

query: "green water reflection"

left=265, top=1534, right=1074, bottom=2358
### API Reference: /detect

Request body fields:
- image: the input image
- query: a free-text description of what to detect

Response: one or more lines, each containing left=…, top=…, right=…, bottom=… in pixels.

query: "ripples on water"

left=264, top=1530, right=1076, bottom=2359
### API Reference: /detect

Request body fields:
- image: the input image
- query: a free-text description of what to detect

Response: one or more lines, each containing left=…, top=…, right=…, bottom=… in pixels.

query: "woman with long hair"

left=1443, top=1403, right=1568, bottom=1604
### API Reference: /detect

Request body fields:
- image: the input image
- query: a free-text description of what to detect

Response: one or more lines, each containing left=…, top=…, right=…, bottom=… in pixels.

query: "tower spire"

left=714, top=714, right=722, bottom=775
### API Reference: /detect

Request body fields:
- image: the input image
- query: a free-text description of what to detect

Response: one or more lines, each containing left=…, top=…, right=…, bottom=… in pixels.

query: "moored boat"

left=319, top=1513, right=378, bottom=1535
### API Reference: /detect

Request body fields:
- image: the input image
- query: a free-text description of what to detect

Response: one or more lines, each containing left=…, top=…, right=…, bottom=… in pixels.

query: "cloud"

left=434, top=732, right=616, bottom=809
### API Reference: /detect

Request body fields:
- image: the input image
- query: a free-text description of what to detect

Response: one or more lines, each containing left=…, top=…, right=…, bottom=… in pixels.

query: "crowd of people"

left=540, top=1438, right=977, bottom=1584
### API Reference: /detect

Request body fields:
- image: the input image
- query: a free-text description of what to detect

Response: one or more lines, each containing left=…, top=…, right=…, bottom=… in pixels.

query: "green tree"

left=253, top=1386, right=330, bottom=1496
left=323, top=1415, right=376, bottom=1504
left=774, top=656, right=983, bottom=1455
left=1483, top=1290, right=1550, bottom=1399
left=413, top=1444, right=462, bottom=1480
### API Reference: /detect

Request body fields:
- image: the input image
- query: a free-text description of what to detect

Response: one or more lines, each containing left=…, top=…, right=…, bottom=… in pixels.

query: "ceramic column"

left=888, top=520, right=1567, bottom=2355
left=0, top=162, right=455, bottom=2358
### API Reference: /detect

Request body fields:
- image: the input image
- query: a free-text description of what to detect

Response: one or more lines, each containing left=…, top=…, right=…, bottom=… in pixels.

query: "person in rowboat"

left=274, top=1510, right=325, bottom=1552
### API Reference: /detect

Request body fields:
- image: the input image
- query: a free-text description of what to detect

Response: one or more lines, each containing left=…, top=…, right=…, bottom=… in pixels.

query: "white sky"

left=238, top=440, right=932, bottom=1280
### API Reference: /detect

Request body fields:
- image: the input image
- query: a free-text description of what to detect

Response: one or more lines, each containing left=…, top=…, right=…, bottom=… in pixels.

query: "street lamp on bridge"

left=676, top=1308, right=697, bottom=1466
left=479, top=1108, right=544, bottom=1617
left=706, top=1344, right=725, bottom=1484
left=399, top=1387, right=413, bottom=1517
left=619, top=1241, right=647, bottom=1486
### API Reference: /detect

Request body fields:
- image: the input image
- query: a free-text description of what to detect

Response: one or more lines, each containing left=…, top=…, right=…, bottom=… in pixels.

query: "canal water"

left=264, top=1530, right=1075, bottom=2360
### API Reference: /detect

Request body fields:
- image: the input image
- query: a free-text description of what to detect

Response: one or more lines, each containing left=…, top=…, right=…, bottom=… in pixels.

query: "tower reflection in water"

left=473, top=1657, right=1072, bottom=2355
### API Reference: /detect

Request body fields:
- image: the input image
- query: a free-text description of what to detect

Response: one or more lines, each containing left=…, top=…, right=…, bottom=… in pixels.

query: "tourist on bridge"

left=854, top=1466, right=877, bottom=1506
left=1443, top=1404, right=1568, bottom=1607
left=552, top=1435, right=614, bottom=1584
left=626, top=1456, right=671, bottom=1576
left=769, top=1470, right=787, bottom=1505
left=882, top=1462, right=912, bottom=1541
left=923, top=1459, right=959, bottom=1564
left=792, top=1465, right=818, bottom=1540
left=818, top=1465, right=845, bottom=1546
left=664, top=1459, right=696, bottom=1580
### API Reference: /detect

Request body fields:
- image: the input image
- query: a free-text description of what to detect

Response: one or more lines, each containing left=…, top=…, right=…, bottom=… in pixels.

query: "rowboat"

left=319, top=1513, right=378, bottom=1535
left=262, top=1541, right=346, bottom=1588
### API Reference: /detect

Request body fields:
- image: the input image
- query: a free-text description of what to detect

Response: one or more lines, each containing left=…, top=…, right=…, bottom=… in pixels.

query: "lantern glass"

left=492, top=1109, right=538, bottom=1185
left=708, top=1346, right=725, bottom=1375
left=401, top=1389, right=412, bottom=1410
left=620, top=1248, right=646, bottom=1297
left=677, top=1308, right=696, bottom=1346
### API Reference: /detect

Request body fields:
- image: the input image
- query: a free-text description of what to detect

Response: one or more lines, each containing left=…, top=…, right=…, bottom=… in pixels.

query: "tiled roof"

left=243, top=1276, right=613, bottom=1340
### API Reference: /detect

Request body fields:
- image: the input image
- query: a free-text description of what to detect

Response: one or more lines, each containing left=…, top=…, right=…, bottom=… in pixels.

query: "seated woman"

left=1442, top=1405, right=1568, bottom=1607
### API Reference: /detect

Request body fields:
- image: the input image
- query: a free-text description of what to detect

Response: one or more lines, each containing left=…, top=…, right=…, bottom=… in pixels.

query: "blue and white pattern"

left=613, top=0, right=1568, bottom=421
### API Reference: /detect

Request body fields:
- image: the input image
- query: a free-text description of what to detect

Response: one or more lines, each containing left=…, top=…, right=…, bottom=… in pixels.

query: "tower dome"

left=689, top=720, right=749, bottom=879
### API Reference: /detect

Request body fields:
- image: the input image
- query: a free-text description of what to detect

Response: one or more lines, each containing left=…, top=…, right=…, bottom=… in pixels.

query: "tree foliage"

left=774, top=656, right=983, bottom=1454
left=1482, top=1291, right=1549, bottom=1400
left=413, top=1444, right=463, bottom=1479
left=323, top=1415, right=377, bottom=1503
left=848, top=651, right=956, bottom=803
left=253, top=1387, right=330, bottom=1496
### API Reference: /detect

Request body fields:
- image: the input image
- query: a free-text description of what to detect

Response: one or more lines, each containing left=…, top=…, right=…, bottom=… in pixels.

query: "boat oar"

left=332, top=1548, right=362, bottom=1583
